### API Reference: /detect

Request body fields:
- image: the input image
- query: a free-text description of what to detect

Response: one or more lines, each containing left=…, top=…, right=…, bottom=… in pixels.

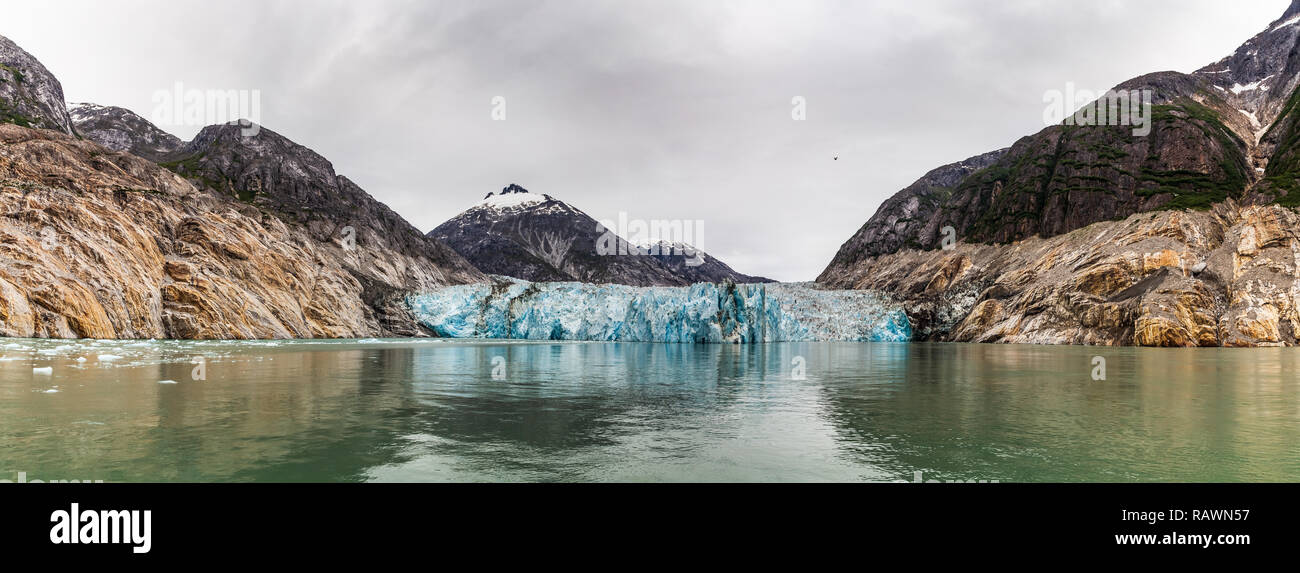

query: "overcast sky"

left=1, top=0, right=1291, bottom=281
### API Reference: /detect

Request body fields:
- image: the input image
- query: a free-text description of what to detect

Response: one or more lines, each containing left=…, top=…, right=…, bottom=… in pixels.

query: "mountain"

left=0, top=35, right=73, bottom=134
left=819, top=2, right=1300, bottom=347
left=1, top=34, right=483, bottom=339
left=429, top=184, right=771, bottom=286
left=68, top=103, right=183, bottom=161
left=822, top=148, right=1007, bottom=262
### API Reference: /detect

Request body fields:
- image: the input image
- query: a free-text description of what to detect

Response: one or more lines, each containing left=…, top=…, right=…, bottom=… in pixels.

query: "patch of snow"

left=473, top=192, right=547, bottom=211
left=1231, top=81, right=1262, bottom=94
left=1272, top=14, right=1300, bottom=33
left=1229, top=75, right=1275, bottom=95
left=1239, top=109, right=1261, bottom=129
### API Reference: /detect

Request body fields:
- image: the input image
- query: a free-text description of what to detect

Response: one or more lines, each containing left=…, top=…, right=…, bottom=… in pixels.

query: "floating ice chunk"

left=158, top=380, right=178, bottom=385
left=97, top=354, right=123, bottom=362
left=33, top=367, right=53, bottom=375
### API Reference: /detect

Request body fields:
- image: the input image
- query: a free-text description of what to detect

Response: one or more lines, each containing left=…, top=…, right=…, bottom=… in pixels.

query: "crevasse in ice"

left=406, top=278, right=911, bottom=343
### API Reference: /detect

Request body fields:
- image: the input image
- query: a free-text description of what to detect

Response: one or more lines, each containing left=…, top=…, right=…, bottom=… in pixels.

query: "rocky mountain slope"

left=823, top=200, right=1300, bottom=347
left=68, top=103, right=182, bottom=162
left=430, top=184, right=771, bottom=286
left=1, top=34, right=483, bottom=339
left=0, top=35, right=73, bottom=135
left=819, top=1, right=1300, bottom=347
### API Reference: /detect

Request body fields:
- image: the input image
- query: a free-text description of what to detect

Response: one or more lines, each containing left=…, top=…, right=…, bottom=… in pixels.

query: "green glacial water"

left=1, top=338, right=1298, bottom=482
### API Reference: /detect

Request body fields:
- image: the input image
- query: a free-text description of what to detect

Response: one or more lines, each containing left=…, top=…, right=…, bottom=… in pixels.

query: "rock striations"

left=819, top=0, right=1300, bottom=347
left=0, top=34, right=483, bottom=339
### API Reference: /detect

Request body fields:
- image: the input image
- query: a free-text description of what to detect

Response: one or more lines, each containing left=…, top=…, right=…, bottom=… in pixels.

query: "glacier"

left=407, top=279, right=911, bottom=343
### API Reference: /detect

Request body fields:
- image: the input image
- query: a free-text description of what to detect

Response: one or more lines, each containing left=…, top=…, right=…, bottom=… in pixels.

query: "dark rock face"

left=819, top=1, right=1300, bottom=347
left=1194, top=0, right=1300, bottom=137
left=0, top=35, right=74, bottom=134
left=821, top=85, right=1253, bottom=290
left=157, top=122, right=485, bottom=307
left=0, top=33, right=485, bottom=339
left=68, top=103, right=183, bottom=162
left=821, top=149, right=1006, bottom=267
left=644, top=240, right=769, bottom=285
left=820, top=5, right=1300, bottom=285
left=430, top=185, right=771, bottom=286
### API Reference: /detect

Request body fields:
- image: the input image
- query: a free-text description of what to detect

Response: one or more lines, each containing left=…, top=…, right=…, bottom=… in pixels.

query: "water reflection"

left=0, top=340, right=1297, bottom=482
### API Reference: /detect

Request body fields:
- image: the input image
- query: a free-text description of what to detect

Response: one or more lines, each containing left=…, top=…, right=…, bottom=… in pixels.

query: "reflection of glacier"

left=407, top=279, right=911, bottom=343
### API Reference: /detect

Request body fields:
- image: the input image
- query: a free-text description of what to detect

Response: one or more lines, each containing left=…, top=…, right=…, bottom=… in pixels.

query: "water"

left=1, top=339, right=1298, bottom=482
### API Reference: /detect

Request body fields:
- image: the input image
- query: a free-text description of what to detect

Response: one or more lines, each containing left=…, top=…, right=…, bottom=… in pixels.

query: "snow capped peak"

left=474, top=192, right=546, bottom=210
left=67, top=101, right=107, bottom=113
left=470, top=183, right=577, bottom=214
left=639, top=239, right=705, bottom=258
left=473, top=184, right=551, bottom=211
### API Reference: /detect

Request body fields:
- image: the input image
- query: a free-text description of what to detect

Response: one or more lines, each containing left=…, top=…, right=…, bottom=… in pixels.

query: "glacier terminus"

left=407, top=278, right=912, bottom=343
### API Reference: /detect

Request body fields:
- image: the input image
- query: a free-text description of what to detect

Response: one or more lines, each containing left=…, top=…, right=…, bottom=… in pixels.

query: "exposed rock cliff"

left=0, top=35, right=74, bottom=135
left=819, top=1, right=1300, bottom=347
left=1, top=34, right=484, bottom=339
left=820, top=201, right=1300, bottom=347
left=0, top=123, right=480, bottom=339
left=68, top=103, right=183, bottom=162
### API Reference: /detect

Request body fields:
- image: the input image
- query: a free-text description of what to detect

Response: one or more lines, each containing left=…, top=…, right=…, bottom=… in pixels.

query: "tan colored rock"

left=0, top=124, right=483, bottom=340
left=820, top=200, right=1300, bottom=347
left=163, top=260, right=195, bottom=282
left=0, top=275, right=34, bottom=337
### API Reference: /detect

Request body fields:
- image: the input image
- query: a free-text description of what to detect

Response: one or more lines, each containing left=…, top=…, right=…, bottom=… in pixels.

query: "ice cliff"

left=407, top=279, right=911, bottom=343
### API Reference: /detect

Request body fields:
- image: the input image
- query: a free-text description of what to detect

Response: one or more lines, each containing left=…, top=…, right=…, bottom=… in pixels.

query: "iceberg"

left=407, top=278, right=911, bottom=343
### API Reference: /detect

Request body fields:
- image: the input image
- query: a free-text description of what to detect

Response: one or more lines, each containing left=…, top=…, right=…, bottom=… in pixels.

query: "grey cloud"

left=2, top=0, right=1289, bottom=280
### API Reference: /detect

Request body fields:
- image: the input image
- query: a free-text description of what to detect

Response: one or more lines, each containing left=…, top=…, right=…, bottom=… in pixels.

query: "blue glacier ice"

left=407, top=279, right=911, bottom=343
